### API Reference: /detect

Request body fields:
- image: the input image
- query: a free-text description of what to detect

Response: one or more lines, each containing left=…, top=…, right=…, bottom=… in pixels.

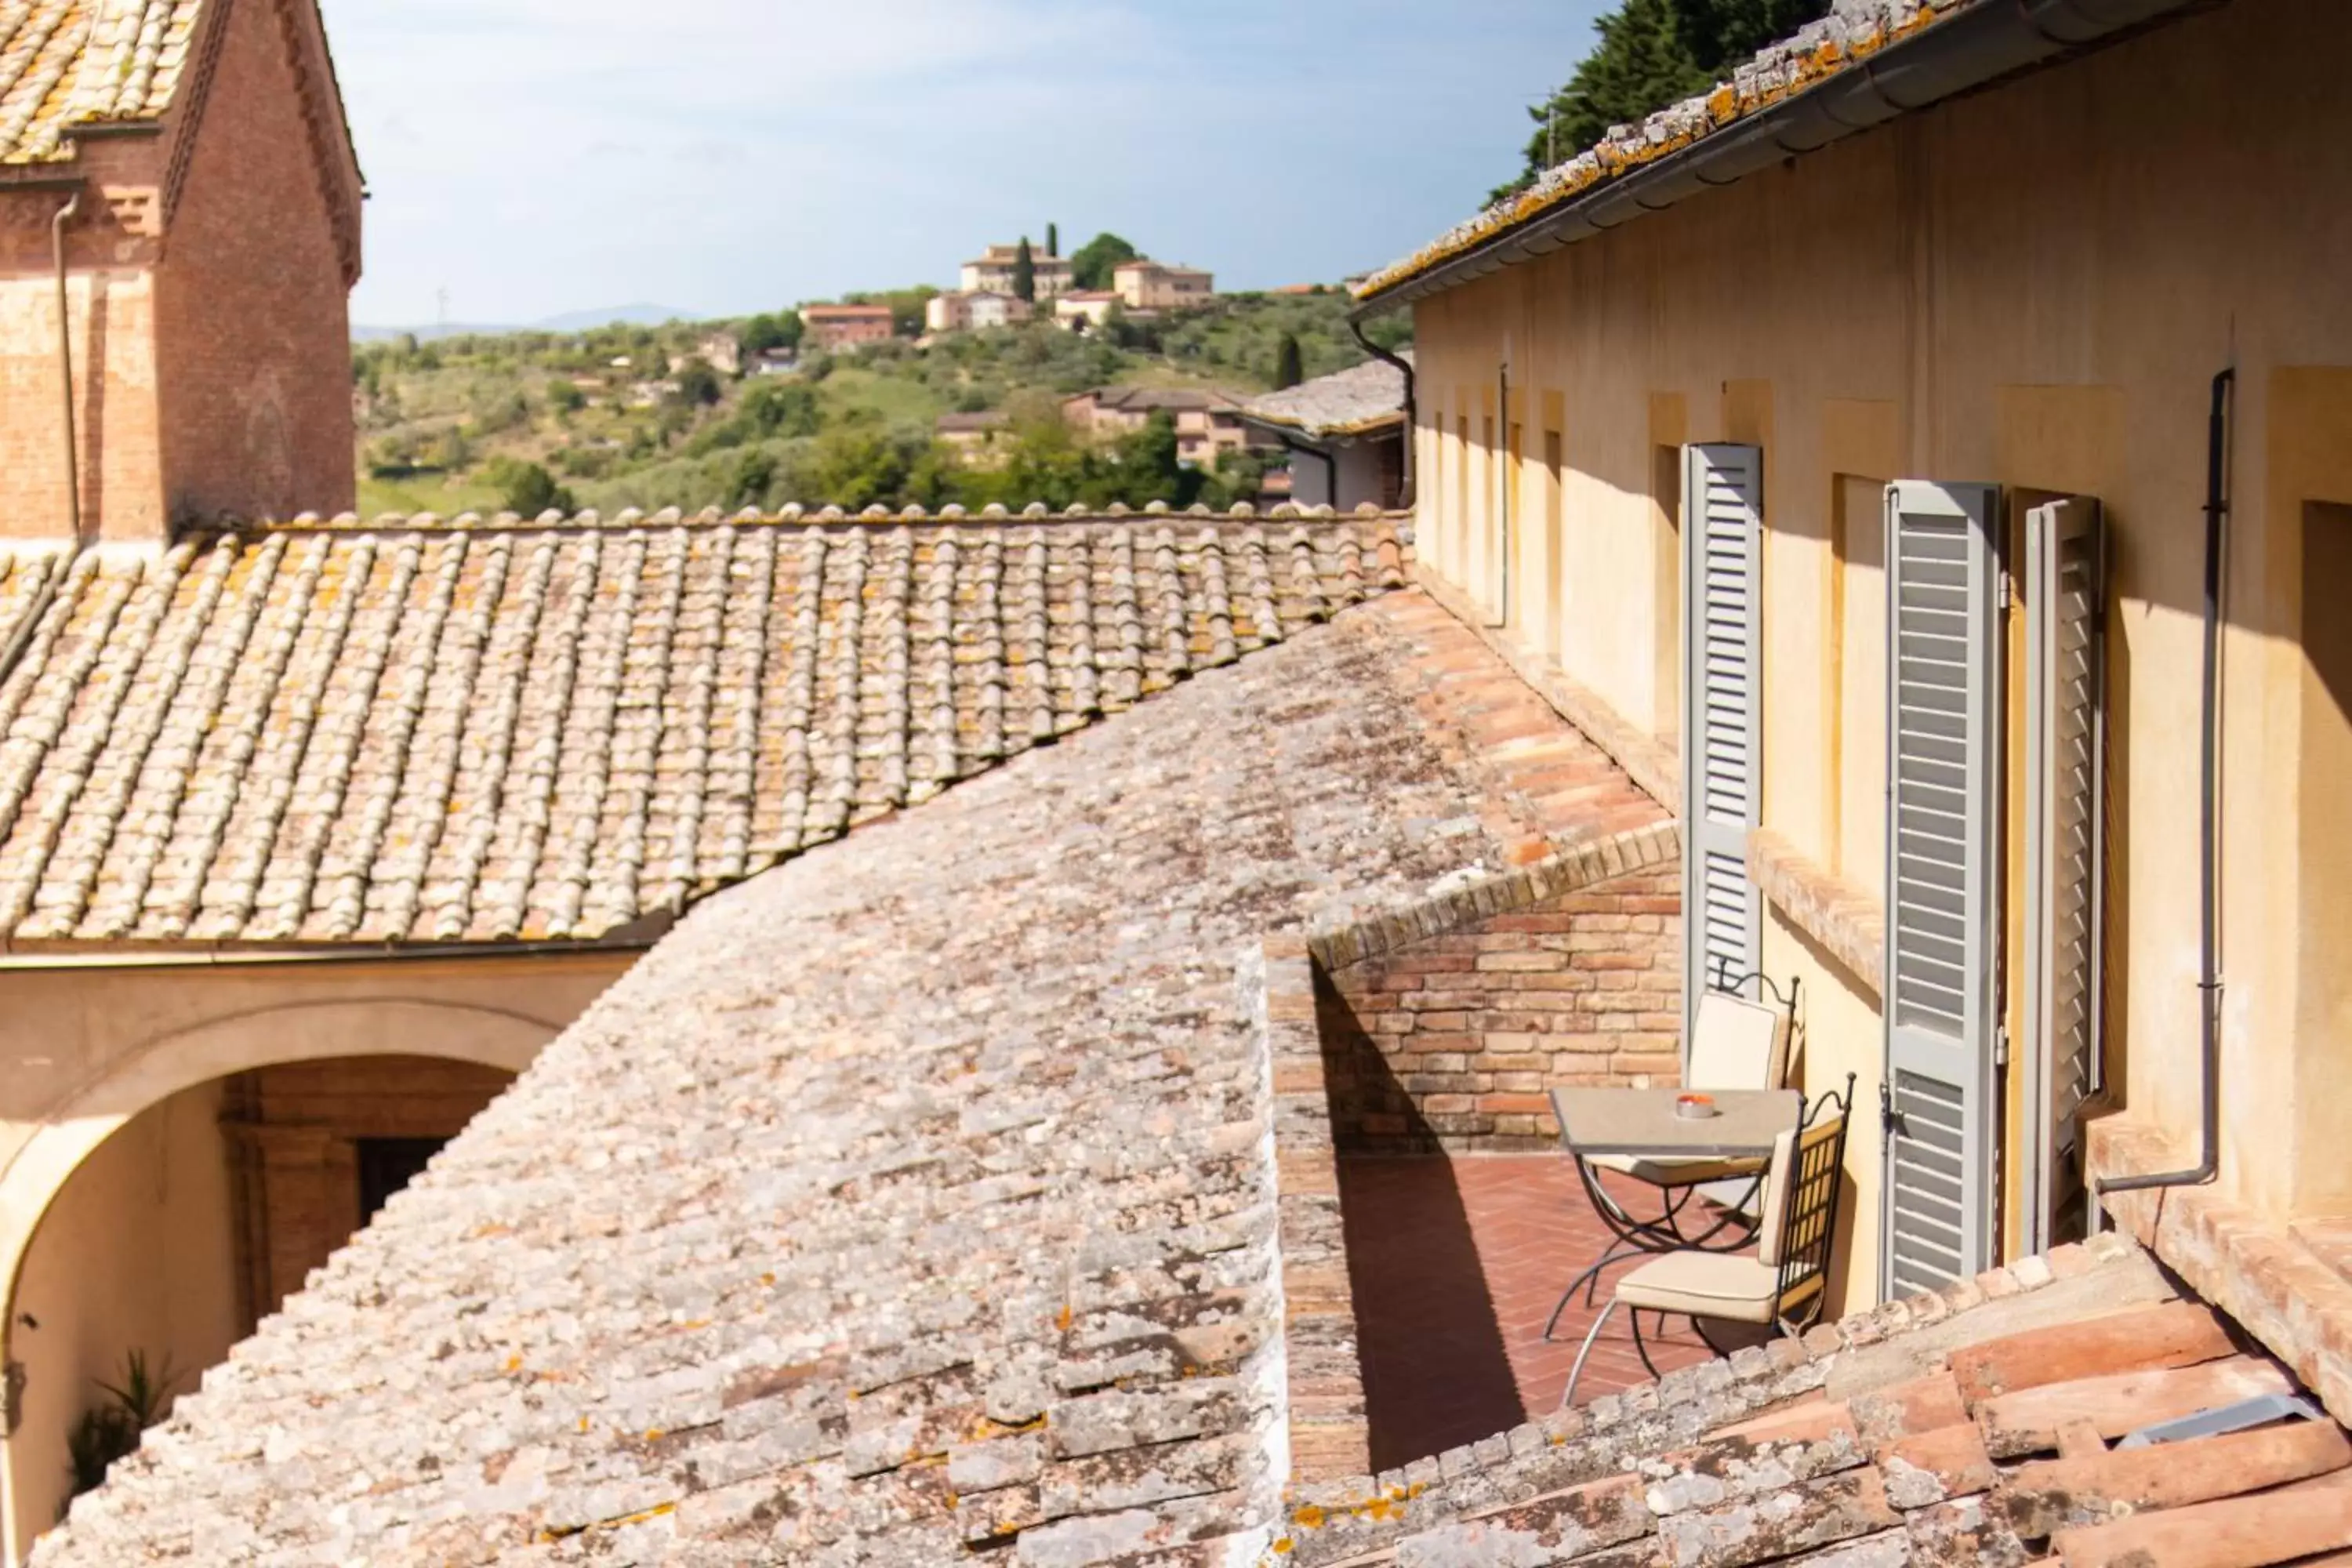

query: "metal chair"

left=1540, top=970, right=1798, bottom=1341
left=1562, top=1073, right=1854, bottom=1408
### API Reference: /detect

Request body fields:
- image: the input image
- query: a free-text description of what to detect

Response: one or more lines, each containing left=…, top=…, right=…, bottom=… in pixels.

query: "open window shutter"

left=2021, top=496, right=2105, bottom=1254
left=1682, top=444, right=1763, bottom=1036
left=1882, top=479, right=2001, bottom=1298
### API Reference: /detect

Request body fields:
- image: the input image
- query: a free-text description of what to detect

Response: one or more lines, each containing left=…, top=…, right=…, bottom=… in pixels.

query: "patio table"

left=1549, top=1086, right=1802, bottom=1162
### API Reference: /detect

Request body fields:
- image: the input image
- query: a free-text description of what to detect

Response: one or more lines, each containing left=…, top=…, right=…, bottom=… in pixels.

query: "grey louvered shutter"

left=1882, top=479, right=2002, bottom=1298
left=2021, top=496, right=2105, bottom=1254
left=1682, top=444, right=1763, bottom=1036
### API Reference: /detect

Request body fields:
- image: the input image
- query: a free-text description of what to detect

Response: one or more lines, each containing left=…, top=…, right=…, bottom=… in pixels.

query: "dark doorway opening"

left=356, top=1137, right=446, bottom=1222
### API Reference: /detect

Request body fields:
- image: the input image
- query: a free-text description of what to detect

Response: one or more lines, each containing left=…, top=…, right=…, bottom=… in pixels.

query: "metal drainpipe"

left=1348, top=319, right=1414, bottom=509
left=50, top=191, right=82, bottom=542
left=2098, top=365, right=2233, bottom=1200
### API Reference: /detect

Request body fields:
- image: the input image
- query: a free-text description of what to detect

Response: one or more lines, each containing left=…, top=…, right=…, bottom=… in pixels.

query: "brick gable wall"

left=1309, top=826, right=1684, bottom=1153
left=153, top=0, right=354, bottom=527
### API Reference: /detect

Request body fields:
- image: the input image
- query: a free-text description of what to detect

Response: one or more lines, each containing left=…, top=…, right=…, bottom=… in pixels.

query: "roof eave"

left=1352, top=0, right=2209, bottom=319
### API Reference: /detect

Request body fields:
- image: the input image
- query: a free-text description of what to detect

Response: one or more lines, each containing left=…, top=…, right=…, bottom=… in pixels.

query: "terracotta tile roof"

left=33, top=590, right=1626, bottom=1565
left=0, top=0, right=201, bottom=164
left=0, top=510, right=1403, bottom=948
left=1242, top=351, right=1411, bottom=441
left=1272, top=1240, right=2352, bottom=1568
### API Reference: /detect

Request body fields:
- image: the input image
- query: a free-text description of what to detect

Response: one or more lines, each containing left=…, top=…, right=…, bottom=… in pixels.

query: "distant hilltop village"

left=775, top=231, right=1225, bottom=350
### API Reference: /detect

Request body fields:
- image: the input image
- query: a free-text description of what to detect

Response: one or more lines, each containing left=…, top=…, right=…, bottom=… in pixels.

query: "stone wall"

left=1310, top=826, right=1682, bottom=1153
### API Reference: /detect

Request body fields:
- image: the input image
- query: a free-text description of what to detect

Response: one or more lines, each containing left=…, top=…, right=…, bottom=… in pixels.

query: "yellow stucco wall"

left=7, top=1082, right=238, bottom=1549
left=1405, top=0, right=2352, bottom=1296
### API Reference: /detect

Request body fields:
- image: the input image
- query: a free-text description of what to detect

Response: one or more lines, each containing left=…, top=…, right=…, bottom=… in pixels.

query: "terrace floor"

left=1336, top=1153, right=1718, bottom=1469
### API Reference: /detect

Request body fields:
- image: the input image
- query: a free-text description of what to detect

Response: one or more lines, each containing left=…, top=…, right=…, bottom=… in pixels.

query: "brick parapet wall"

left=1258, top=938, right=1374, bottom=1484
left=1308, top=823, right=1683, bottom=1152
left=1747, top=825, right=1886, bottom=1000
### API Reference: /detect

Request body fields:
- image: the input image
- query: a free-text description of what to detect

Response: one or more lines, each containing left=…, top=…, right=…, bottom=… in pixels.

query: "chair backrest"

left=1757, top=1077, right=1856, bottom=1317
left=1686, top=992, right=1791, bottom=1094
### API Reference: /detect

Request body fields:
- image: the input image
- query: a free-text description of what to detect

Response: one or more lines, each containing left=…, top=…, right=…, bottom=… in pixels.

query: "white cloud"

left=324, top=0, right=1610, bottom=325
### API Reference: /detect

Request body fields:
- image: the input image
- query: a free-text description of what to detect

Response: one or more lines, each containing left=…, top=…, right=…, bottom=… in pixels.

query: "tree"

left=1070, top=231, right=1140, bottom=291
left=1494, top=0, right=1825, bottom=201
left=728, top=448, right=778, bottom=509
left=673, top=358, right=724, bottom=406
left=491, top=459, right=575, bottom=516
left=1012, top=236, right=1036, bottom=303
left=1669, top=0, right=1831, bottom=70
left=742, top=311, right=802, bottom=355
left=1274, top=332, right=1304, bottom=390
left=547, top=379, right=586, bottom=415
left=1046, top=222, right=1058, bottom=258
left=809, top=423, right=914, bottom=510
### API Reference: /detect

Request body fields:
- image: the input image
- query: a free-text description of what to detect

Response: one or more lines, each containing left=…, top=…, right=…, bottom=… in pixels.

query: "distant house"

left=1052, top=291, right=1120, bottom=332
left=1239, top=350, right=1413, bottom=512
left=695, top=331, right=742, bottom=376
left=799, top=303, right=896, bottom=351
left=1112, top=259, right=1215, bottom=312
left=960, top=242, right=1073, bottom=300
left=935, top=410, right=1012, bottom=466
left=1062, top=386, right=1262, bottom=468
left=751, top=347, right=798, bottom=376
left=926, top=290, right=1033, bottom=334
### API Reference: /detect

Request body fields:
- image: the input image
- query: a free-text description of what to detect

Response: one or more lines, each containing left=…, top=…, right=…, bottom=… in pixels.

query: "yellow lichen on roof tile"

left=0, top=510, right=1409, bottom=948
left=0, top=0, right=201, bottom=164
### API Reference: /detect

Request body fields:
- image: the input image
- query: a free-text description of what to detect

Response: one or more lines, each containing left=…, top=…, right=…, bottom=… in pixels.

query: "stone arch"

left=0, top=996, right=565, bottom=1563
left=0, top=996, right=557, bottom=1335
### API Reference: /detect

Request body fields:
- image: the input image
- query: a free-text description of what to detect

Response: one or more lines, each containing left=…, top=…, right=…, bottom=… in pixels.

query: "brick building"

left=797, top=301, right=895, bottom=350
left=0, top=0, right=361, bottom=543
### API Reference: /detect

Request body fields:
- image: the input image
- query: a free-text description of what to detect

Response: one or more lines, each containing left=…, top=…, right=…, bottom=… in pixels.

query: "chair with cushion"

left=1540, top=973, right=1797, bottom=1340
left=1561, top=1073, right=1853, bottom=1409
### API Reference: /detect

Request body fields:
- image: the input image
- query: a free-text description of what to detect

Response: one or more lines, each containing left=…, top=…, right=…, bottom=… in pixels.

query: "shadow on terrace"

left=1316, top=967, right=1711, bottom=1470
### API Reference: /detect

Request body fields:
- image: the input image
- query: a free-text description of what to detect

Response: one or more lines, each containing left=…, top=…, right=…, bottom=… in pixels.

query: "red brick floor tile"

left=1335, top=1154, right=1718, bottom=1470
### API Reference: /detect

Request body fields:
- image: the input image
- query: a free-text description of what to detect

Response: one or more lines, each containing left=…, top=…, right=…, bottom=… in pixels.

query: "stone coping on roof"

left=1240, top=353, right=1412, bottom=442
left=1353, top=0, right=1974, bottom=303
left=0, top=515, right=1403, bottom=948
left=0, top=1, right=201, bottom=165
left=169, top=501, right=1400, bottom=535
left=31, top=590, right=1643, bottom=1566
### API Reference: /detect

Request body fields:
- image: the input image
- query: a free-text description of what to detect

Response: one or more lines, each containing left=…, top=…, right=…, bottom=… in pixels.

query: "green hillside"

left=352, top=292, right=1408, bottom=518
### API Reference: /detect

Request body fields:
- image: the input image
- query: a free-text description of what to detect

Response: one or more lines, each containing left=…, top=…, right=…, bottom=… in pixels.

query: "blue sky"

left=324, top=0, right=1610, bottom=328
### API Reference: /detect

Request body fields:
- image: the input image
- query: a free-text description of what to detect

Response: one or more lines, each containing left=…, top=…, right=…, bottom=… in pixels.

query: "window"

left=1456, top=413, right=1470, bottom=583
left=1831, top=474, right=1888, bottom=899
left=1653, top=445, right=1684, bottom=741
left=1507, top=420, right=1523, bottom=628
left=1882, top=479, right=2001, bottom=1298
left=1681, top=445, right=1763, bottom=1018
left=1543, top=428, right=1565, bottom=655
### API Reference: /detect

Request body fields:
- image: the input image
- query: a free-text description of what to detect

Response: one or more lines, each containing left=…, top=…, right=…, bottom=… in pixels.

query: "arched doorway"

left=0, top=1001, right=557, bottom=1560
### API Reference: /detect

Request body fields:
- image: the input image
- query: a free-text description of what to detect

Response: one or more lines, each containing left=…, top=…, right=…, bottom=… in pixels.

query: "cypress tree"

left=1274, top=332, right=1304, bottom=390
left=1012, top=236, right=1036, bottom=303
left=1046, top=222, right=1059, bottom=258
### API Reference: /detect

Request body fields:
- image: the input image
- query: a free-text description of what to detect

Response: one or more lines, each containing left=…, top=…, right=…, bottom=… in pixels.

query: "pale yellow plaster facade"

left=1401, top=0, right=2352, bottom=1311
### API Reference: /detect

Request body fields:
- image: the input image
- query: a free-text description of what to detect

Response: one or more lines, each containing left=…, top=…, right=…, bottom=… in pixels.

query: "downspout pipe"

left=49, top=191, right=81, bottom=543
left=2099, top=365, right=2232, bottom=1199
left=1349, top=318, right=1414, bottom=508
